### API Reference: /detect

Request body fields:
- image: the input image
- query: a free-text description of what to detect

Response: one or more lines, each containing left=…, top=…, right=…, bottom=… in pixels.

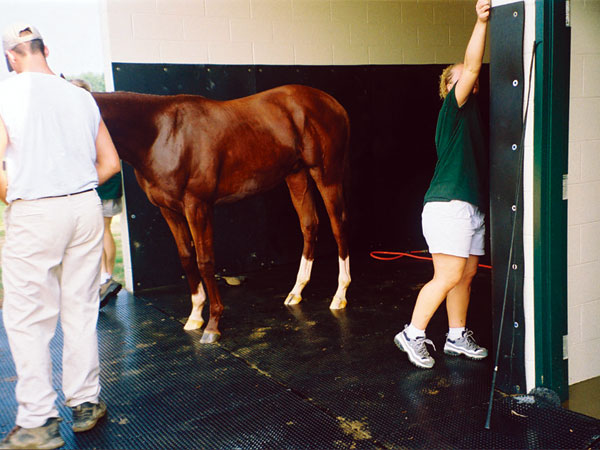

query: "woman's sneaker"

left=72, top=400, right=107, bottom=432
left=0, top=417, right=64, bottom=450
left=394, top=326, right=436, bottom=369
left=444, top=329, right=488, bottom=359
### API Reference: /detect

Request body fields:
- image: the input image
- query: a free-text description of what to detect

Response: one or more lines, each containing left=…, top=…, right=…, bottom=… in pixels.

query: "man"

left=0, top=23, right=120, bottom=449
left=97, top=172, right=123, bottom=308
left=393, top=0, right=490, bottom=369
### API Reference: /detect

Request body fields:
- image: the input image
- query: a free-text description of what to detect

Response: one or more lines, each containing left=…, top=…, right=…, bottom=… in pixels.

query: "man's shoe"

left=99, top=279, right=121, bottom=309
left=0, top=417, right=64, bottom=450
left=72, top=400, right=107, bottom=432
left=444, top=329, right=488, bottom=360
left=394, top=326, right=436, bottom=369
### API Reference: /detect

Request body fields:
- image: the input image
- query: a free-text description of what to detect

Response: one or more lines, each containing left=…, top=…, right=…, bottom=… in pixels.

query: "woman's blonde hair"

left=438, top=64, right=457, bottom=99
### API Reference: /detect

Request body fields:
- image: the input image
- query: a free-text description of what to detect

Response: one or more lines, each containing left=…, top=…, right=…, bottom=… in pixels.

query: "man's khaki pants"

left=2, top=190, right=103, bottom=428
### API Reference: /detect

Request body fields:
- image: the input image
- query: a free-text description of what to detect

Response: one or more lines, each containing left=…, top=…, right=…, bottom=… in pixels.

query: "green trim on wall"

left=533, top=0, right=570, bottom=401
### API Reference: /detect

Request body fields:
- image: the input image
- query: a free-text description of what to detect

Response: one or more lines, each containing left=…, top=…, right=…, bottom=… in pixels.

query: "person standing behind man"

left=97, top=172, right=123, bottom=307
left=0, top=22, right=121, bottom=449
left=70, top=78, right=123, bottom=308
left=393, top=0, right=490, bottom=369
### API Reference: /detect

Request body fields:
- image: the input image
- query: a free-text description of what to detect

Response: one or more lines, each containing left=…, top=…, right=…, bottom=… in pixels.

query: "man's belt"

left=38, top=188, right=95, bottom=200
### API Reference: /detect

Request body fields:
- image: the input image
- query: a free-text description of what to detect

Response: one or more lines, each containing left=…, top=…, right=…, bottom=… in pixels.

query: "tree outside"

left=66, top=72, right=106, bottom=92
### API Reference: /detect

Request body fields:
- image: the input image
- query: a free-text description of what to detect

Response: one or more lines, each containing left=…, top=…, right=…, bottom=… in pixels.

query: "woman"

left=394, top=0, right=490, bottom=369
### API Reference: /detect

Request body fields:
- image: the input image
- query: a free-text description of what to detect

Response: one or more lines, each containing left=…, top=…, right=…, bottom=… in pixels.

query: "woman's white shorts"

left=101, top=197, right=123, bottom=218
left=421, top=200, right=485, bottom=258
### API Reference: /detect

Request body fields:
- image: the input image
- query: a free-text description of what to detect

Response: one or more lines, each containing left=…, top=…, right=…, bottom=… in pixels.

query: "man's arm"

left=95, top=119, right=121, bottom=185
left=0, top=116, right=8, bottom=204
left=455, top=0, right=490, bottom=107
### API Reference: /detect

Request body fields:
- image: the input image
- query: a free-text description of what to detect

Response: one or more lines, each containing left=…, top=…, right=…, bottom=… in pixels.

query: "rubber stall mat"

left=138, top=256, right=600, bottom=449
left=0, top=292, right=364, bottom=449
left=2, top=256, right=599, bottom=448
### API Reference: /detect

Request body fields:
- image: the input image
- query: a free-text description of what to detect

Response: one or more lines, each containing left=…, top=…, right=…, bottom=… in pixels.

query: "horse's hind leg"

left=160, top=207, right=207, bottom=330
left=284, top=170, right=319, bottom=305
left=309, top=171, right=351, bottom=310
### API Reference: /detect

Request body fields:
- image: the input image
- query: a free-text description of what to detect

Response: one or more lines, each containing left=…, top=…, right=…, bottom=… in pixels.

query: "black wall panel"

left=489, top=1, right=526, bottom=394
left=112, top=63, right=490, bottom=292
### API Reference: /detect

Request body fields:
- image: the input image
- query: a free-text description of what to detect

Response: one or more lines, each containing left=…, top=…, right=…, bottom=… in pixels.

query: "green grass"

left=0, top=202, right=124, bottom=307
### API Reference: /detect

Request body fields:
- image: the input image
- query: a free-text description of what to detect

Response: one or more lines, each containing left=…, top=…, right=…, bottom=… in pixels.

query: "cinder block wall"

left=102, top=0, right=485, bottom=67
left=568, top=0, right=600, bottom=385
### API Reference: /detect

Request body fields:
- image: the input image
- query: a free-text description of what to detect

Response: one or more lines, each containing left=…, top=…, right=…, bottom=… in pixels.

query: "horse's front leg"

left=330, top=255, right=351, bottom=309
left=160, top=207, right=207, bottom=330
left=185, top=202, right=223, bottom=343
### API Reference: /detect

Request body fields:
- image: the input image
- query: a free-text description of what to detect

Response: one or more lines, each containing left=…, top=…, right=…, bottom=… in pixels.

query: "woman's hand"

left=476, top=0, right=490, bottom=23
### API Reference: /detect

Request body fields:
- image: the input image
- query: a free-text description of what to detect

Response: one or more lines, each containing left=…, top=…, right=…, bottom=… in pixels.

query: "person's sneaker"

left=444, top=329, right=488, bottom=359
left=99, top=279, right=121, bottom=309
left=71, top=400, right=107, bottom=432
left=0, top=417, right=64, bottom=450
left=393, top=326, right=436, bottom=369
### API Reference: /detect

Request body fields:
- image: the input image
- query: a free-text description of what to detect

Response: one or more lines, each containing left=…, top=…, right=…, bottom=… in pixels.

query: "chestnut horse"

left=93, top=84, right=350, bottom=343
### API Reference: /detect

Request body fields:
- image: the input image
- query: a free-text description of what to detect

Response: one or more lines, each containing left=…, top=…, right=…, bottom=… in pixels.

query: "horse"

left=93, top=84, right=351, bottom=343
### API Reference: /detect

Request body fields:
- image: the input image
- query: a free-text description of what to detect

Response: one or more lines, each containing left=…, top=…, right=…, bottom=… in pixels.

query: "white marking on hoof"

left=184, top=285, right=206, bottom=330
left=285, top=256, right=313, bottom=306
left=284, top=293, right=303, bottom=305
left=330, top=256, right=350, bottom=310
left=329, top=296, right=347, bottom=310
left=184, top=318, right=205, bottom=331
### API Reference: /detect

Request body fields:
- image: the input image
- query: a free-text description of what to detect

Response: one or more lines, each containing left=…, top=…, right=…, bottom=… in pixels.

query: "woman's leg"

left=443, top=254, right=488, bottom=359
left=446, top=254, right=479, bottom=328
left=395, top=253, right=467, bottom=369
left=410, top=253, right=468, bottom=330
left=101, top=216, right=115, bottom=279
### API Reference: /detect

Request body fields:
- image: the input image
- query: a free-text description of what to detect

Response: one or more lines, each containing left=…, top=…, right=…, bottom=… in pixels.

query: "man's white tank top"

left=0, top=72, right=100, bottom=203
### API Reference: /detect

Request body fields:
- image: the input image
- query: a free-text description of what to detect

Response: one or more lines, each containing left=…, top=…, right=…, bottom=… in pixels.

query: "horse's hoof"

left=329, top=297, right=347, bottom=310
left=200, top=331, right=221, bottom=344
left=284, top=293, right=302, bottom=305
left=183, top=318, right=205, bottom=331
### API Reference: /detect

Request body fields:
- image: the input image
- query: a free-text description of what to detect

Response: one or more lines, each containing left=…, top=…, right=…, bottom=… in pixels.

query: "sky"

left=0, top=0, right=105, bottom=81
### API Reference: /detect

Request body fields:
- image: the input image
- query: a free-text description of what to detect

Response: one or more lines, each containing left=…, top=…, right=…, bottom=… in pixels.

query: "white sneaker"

left=394, top=326, right=436, bottom=369
left=444, top=329, right=488, bottom=359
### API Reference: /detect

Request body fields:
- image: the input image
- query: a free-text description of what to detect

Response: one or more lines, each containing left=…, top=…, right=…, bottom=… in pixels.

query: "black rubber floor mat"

left=1, top=256, right=599, bottom=449
left=0, top=292, right=361, bottom=449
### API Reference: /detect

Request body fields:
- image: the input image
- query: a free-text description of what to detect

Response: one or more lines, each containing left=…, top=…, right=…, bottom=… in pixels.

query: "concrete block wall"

left=102, top=0, right=487, bottom=68
left=567, top=0, right=600, bottom=385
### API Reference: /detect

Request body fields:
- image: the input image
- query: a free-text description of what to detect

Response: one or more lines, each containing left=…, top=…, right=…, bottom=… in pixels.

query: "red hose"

left=370, top=250, right=492, bottom=269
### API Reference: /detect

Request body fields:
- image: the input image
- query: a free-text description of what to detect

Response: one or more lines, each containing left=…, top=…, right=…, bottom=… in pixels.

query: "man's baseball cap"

left=2, top=22, right=43, bottom=52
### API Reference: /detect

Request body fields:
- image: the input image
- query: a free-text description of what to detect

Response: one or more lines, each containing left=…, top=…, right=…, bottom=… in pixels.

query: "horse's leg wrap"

left=184, top=286, right=207, bottom=330
left=285, top=256, right=313, bottom=305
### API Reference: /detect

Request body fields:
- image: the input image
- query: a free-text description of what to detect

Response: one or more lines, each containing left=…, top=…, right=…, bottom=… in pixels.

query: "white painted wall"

left=102, top=0, right=486, bottom=66
left=567, top=0, right=600, bottom=385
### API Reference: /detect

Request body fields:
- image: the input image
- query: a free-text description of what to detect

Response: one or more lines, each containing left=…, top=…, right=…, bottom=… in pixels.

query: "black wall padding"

left=112, top=64, right=490, bottom=292
left=489, top=2, right=526, bottom=394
